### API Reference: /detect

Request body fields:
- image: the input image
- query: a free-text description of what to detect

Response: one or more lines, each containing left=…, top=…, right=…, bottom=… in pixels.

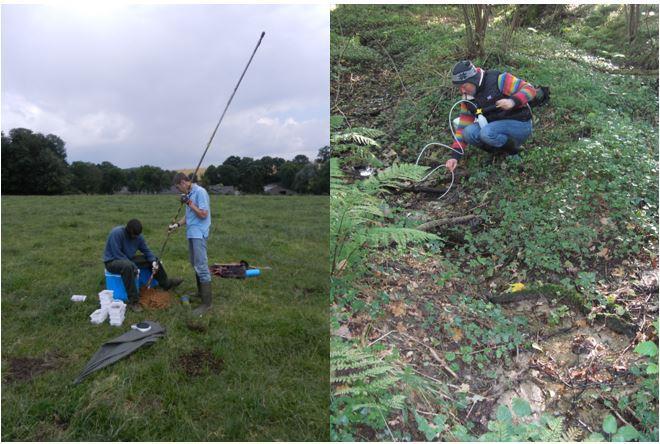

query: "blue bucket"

left=104, top=270, right=138, bottom=302
left=137, top=267, right=158, bottom=289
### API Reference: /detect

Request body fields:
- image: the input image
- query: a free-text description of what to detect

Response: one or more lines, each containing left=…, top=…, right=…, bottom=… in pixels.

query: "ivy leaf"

left=512, top=397, right=532, bottom=417
left=495, top=405, right=512, bottom=422
left=433, top=414, right=446, bottom=430
left=414, top=410, right=439, bottom=441
left=586, top=432, right=606, bottom=441
left=646, top=363, right=658, bottom=374
left=611, top=425, right=639, bottom=442
left=602, top=414, right=618, bottom=434
left=633, top=341, right=658, bottom=357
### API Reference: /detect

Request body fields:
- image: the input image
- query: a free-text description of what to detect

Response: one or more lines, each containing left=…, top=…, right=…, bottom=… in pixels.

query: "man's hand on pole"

left=152, top=260, right=159, bottom=272
left=168, top=222, right=180, bottom=233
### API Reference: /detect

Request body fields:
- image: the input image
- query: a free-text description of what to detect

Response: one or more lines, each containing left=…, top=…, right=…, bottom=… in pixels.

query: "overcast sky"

left=1, top=3, right=329, bottom=169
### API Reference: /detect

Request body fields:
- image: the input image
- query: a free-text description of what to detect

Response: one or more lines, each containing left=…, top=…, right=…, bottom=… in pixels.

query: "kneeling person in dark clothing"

left=103, top=219, right=183, bottom=311
left=445, top=60, right=537, bottom=173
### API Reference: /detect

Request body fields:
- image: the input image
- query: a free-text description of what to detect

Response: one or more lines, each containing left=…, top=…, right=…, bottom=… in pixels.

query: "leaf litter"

left=336, top=215, right=658, bottom=436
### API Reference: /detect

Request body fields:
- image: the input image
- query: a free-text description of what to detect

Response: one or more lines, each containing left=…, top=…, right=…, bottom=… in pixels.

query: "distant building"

left=263, top=183, right=296, bottom=195
left=161, top=185, right=180, bottom=195
left=208, top=185, right=240, bottom=195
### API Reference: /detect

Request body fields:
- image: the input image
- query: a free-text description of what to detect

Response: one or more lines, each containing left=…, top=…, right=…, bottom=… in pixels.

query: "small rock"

left=494, top=381, right=545, bottom=423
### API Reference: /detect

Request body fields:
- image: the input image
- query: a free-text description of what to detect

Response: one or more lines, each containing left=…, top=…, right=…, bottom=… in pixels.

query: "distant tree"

left=202, top=164, right=218, bottom=186
left=256, top=156, right=280, bottom=184
left=141, top=165, right=170, bottom=193
left=278, top=161, right=305, bottom=189
left=239, top=164, right=265, bottom=193
left=316, top=146, right=330, bottom=163
left=1, top=128, right=70, bottom=195
left=223, top=155, right=242, bottom=168
left=98, top=161, right=126, bottom=194
left=70, top=161, right=103, bottom=194
left=292, top=163, right=318, bottom=193
left=215, top=164, right=240, bottom=186
left=124, top=169, right=138, bottom=192
left=161, top=170, right=176, bottom=190
left=293, top=154, right=310, bottom=165
left=311, top=160, right=330, bottom=194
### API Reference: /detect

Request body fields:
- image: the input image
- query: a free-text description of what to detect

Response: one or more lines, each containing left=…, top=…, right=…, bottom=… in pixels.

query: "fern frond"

left=350, top=127, right=385, bottom=139
left=562, top=426, right=582, bottom=441
left=331, top=132, right=380, bottom=147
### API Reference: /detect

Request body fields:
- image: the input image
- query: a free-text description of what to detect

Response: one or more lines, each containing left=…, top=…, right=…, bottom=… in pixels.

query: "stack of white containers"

left=108, top=301, right=127, bottom=326
left=89, top=290, right=126, bottom=326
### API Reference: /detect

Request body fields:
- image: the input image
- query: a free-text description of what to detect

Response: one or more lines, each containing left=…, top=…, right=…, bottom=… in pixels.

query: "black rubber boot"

left=191, top=274, right=201, bottom=301
left=192, top=282, right=212, bottom=317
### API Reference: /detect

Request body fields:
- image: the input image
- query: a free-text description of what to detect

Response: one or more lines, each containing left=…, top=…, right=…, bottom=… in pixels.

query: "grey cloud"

left=1, top=4, right=329, bottom=169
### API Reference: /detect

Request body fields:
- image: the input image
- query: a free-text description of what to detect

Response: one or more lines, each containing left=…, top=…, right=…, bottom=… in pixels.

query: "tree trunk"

left=626, top=4, right=641, bottom=44
left=461, top=5, right=490, bottom=59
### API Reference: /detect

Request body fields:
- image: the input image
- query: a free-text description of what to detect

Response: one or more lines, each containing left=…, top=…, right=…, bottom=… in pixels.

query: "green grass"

left=1, top=194, right=329, bottom=441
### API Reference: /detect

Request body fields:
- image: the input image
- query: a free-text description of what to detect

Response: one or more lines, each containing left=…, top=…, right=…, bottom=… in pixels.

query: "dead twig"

left=397, top=332, right=458, bottom=379
left=368, top=330, right=395, bottom=347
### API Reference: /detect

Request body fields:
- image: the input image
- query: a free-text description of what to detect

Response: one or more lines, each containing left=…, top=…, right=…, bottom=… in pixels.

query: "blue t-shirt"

left=185, top=183, right=211, bottom=239
left=103, top=226, right=156, bottom=262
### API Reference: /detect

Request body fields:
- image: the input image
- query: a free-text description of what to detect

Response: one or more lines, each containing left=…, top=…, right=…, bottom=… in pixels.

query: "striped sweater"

left=452, top=70, right=537, bottom=150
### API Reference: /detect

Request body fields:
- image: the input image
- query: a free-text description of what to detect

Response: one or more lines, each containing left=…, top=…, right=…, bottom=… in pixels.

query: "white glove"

left=152, top=261, right=159, bottom=272
left=168, top=222, right=180, bottom=233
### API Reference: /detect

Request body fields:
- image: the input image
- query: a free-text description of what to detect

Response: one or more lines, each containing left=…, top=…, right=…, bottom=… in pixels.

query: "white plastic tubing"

left=414, top=99, right=477, bottom=199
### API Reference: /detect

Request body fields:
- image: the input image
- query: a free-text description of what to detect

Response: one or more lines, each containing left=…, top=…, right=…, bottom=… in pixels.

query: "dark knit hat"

left=451, top=60, right=479, bottom=85
left=126, top=219, right=142, bottom=237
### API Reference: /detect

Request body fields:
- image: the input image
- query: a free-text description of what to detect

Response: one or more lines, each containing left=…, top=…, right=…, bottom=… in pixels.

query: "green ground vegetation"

left=1, top=194, right=329, bottom=441
left=331, top=4, right=658, bottom=441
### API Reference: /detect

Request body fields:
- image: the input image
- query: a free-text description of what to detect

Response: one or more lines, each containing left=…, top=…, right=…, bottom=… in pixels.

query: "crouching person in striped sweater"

left=445, top=60, right=537, bottom=173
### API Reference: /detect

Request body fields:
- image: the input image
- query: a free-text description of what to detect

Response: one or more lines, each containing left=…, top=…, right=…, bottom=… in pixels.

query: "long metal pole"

left=158, top=31, right=266, bottom=259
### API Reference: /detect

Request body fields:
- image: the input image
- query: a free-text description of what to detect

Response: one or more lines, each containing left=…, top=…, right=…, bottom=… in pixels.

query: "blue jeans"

left=188, top=237, right=211, bottom=283
left=463, top=119, right=532, bottom=150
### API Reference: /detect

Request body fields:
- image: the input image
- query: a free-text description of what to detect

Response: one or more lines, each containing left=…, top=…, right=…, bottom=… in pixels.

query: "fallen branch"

left=417, top=214, right=480, bottom=232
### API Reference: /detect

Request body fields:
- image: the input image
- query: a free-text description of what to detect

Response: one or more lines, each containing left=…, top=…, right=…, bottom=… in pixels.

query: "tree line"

left=1, top=128, right=329, bottom=195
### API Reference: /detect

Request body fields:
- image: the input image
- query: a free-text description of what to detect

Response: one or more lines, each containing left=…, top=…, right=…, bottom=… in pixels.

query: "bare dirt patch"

left=4, top=351, right=64, bottom=383
left=175, top=348, right=223, bottom=377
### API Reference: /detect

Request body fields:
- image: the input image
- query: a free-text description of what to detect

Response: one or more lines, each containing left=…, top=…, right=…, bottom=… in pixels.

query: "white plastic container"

left=108, top=301, right=126, bottom=326
left=90, top=308, right=109, bottom=324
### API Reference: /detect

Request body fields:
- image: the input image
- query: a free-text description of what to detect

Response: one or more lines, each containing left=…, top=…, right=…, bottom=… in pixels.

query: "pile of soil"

left=4, top=351, right=63, bottom=383
left=139, top=287, right=171, bottom=309
left=175, top=348, right=223, bottom=377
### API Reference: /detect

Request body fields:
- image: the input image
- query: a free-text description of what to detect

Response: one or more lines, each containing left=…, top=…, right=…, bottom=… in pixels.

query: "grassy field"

left=1, top=194, right=329, bottom=441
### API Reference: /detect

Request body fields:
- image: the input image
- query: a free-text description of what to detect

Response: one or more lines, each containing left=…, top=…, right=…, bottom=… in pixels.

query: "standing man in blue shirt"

left=168, top=173, right=213, bottom=316
left=104, top=219, right=183, bottom=312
